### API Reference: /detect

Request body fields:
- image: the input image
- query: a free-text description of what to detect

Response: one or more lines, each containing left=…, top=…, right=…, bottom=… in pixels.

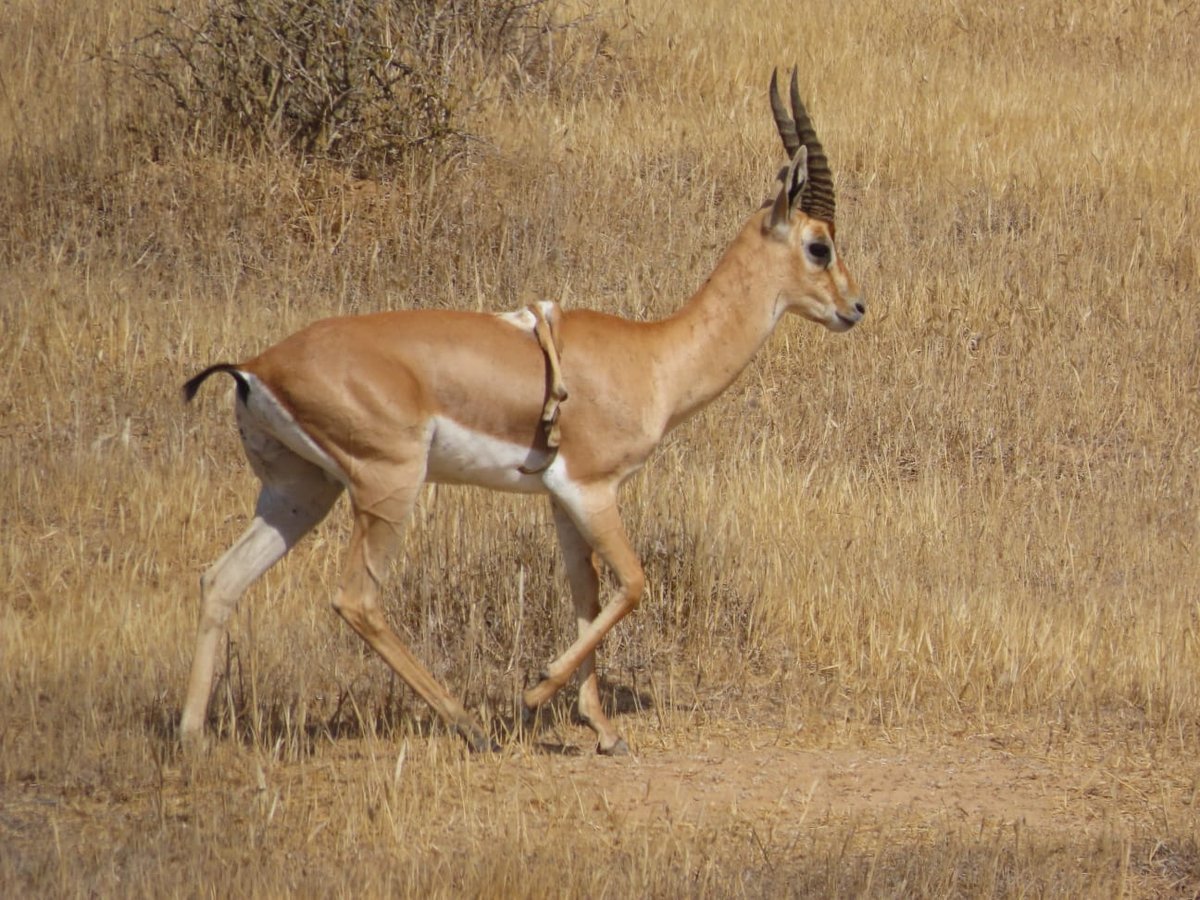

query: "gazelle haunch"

left=179, top=69, right=864, bottom=756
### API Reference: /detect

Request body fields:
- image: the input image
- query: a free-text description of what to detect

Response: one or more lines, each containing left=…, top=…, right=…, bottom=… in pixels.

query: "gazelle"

left=180, top=69, right=864, bottom=756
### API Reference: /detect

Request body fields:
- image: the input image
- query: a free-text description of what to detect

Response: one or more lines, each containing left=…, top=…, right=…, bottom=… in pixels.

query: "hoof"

left=523, top=678, right=557, bottom=710
left=179, top=728, right=209, bottom=756
left=519, top=703, right=537, bottom=729
left=459, top=725, right=501, bottom=754
left=505, top=704, right=537, bottom=745
left=598, top=737, right=630, bottom=757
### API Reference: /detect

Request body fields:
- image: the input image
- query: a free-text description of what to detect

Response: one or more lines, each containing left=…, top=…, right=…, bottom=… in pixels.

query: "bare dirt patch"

left=501, top=726, right=1192, bottom=839
left=2, top=713, right=1197, bottom=896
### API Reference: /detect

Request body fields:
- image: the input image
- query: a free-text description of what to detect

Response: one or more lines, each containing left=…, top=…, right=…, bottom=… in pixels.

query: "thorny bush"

left=129, top=0, right=601, bottom=172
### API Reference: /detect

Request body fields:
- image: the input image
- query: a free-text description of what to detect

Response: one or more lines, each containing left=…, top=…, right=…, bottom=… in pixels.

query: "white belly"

left=426, top=416, right=551, bottom=494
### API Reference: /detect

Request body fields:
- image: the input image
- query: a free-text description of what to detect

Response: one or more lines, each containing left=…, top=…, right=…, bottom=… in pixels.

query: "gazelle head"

left=765, top=68, right=864, bottom=333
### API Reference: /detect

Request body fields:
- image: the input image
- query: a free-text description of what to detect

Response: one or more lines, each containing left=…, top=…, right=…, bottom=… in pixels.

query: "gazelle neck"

left=654, top=211, right=785, bottom=431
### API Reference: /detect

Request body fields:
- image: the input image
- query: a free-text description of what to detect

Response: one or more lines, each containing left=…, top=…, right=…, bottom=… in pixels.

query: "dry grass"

left=3, top=0, right=1200, bottom=896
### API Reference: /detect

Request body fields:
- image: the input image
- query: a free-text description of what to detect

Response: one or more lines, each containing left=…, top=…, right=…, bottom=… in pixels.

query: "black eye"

left=806, top=241, right=832, bottom=266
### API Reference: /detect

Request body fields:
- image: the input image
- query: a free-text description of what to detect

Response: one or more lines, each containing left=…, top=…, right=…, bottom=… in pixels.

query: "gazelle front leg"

left=549, top=500, right=629, bottom=755
left=527, top=485, right=643, bottom=753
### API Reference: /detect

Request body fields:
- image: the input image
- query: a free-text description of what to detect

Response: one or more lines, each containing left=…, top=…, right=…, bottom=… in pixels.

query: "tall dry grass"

left=2, top=0, right=1199, bottom=895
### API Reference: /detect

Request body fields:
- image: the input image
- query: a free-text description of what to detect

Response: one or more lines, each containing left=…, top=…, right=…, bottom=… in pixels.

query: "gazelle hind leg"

left=525, top=485, right=643, bottom=745
left=180, top=456, right=342, bottom=747
left=550, top=500, right=629, bottom=755
left=331, top=476, right=497, bottom=752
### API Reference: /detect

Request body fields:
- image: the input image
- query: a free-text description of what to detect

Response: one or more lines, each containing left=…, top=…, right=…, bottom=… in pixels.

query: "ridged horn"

left=769, top=69, right=801, bottom=159
left=770, top=67, right=837, bottom=225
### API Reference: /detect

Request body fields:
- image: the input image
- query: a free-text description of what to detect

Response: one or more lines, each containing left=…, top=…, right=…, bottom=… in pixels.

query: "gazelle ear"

left=768, top=146, right=807, bottom=235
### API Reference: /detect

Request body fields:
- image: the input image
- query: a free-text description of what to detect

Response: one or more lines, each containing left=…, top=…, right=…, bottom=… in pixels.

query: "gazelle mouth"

left=835, top=311, right=861, bottom=329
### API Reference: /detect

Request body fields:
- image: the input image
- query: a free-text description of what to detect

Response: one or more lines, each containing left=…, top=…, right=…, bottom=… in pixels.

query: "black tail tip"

left=181, top=375, right=204, bottom=403
left=182, top=363, right=243, bottom=403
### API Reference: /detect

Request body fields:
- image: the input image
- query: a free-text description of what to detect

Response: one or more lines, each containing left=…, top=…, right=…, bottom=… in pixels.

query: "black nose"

left=853, top=300, right=866, bottom=317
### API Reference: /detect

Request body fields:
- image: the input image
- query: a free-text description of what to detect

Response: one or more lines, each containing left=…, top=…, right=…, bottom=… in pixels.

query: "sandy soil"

left=3, top=721, right=1196, bottom=895
left=509, top=727, right=1190, bottom=836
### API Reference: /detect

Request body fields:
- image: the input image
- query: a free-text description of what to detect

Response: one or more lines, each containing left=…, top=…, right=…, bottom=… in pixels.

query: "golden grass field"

left=2, top=0, right=1199, bottom=895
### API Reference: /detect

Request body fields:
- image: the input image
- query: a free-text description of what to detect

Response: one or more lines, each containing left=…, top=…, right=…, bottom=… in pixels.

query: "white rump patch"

left=235, top=372, right=347, bottom=484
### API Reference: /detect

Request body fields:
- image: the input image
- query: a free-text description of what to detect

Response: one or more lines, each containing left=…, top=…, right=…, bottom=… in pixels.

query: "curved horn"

left=787, top=68, right=836, bottom=224
left=769, top=69, right=801, bottom=158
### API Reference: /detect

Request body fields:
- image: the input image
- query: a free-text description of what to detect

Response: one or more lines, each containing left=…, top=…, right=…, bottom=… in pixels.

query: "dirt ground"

left=5, top=716, right=1196, bottom=896
left=509, top=726, right=1193, bottom=836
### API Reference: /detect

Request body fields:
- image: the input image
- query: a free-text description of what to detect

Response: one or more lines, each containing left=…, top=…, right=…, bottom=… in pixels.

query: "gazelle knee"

left=623, top=570, right=645, bottom=611
left=331, top=591, right=381, bottom=638
left=197, top=572, right=237, bottom=628
left=330, top=591, right=357, bottom=624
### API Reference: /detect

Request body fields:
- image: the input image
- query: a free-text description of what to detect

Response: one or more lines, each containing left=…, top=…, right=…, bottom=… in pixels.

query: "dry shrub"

left=126, top=0, right=613, bottom=171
